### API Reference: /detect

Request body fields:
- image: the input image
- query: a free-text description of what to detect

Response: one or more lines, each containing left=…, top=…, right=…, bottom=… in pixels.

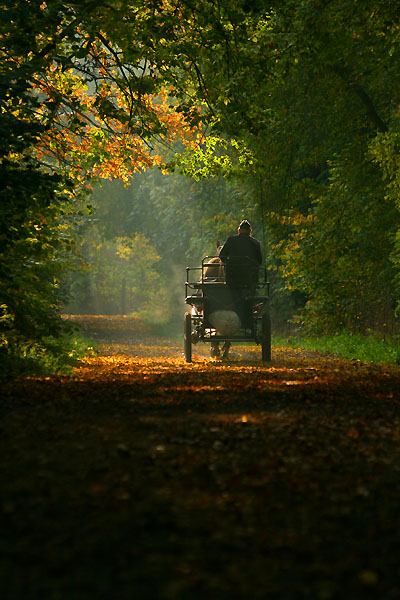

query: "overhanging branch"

left=333, top=65, right=388, bottom=133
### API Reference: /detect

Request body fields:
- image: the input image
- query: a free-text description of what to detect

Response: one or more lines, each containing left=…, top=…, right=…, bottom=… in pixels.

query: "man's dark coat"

left=219, top=232, right=262, bottom=266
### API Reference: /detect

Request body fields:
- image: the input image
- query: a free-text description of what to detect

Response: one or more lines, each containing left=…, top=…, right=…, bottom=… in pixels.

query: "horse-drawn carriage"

left=184, top=255, right=271, bottom=362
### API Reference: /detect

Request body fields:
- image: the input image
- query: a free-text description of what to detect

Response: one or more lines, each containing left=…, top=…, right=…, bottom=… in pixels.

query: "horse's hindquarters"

left=209, top=310, right=241, bottom=335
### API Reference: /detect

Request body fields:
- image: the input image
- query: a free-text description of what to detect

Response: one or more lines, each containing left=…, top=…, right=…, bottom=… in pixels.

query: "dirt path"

left=2, top=316, right=400, bottom=599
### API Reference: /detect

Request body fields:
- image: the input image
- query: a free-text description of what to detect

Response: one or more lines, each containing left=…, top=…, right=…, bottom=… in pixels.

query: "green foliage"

left=276, top=149, right=398, bottom=333
left=66, top=232, right=172, bottom=324
left=0, top=0, right=87, bottom=368
left=275, top=331, right=400, bottom=365
left=0, top=63, right=85, bottom=358
left=0, top=331, right=92, bottom=379
left=227, top=0, right=400, bottom=333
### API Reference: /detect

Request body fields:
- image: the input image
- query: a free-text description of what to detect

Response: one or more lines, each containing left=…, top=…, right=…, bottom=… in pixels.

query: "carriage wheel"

left=261, top=310, right=271, bottom=362
left=184, top=312, right=192, bottom=363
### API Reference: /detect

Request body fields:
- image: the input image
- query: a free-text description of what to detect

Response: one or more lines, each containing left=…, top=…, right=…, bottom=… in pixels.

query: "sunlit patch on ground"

left=67, top=318, right=400, bottom=408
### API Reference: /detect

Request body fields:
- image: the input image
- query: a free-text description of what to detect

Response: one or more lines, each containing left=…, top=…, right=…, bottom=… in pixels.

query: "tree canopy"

left=2, top=0, right=400, bottom=369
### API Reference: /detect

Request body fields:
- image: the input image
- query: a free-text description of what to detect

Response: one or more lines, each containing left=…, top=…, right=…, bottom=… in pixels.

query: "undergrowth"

left=274, top=331, right=400, bottom=364
left=0, top=333, right=94, bottom=379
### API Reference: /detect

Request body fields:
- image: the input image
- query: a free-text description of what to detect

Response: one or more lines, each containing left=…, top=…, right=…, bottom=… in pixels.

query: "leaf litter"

left=2, top=316, right=400, bottom=599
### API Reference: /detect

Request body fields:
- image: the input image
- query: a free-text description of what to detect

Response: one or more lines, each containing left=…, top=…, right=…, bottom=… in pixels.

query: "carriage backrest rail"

left=185, top=259, right=270, bottom=299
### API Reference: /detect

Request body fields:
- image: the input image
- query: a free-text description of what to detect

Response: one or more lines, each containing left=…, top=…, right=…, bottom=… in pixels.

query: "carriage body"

left=184, top=256, right=271, bottom=362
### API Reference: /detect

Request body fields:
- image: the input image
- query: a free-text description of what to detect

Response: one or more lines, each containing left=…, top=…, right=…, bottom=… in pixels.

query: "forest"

left=1, top=0, right=400, bottom=370
left=4, top=3, right=400, bottom=599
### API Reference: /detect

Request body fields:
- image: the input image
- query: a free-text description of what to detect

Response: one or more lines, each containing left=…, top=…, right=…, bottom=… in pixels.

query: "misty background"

left=62, top=167, right=298, bottom=333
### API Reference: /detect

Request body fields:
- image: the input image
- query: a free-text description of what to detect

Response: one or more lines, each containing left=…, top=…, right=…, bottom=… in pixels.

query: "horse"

left=203, top=243, right=231, bottom=359
left=203, top=243, right=224, bottom=281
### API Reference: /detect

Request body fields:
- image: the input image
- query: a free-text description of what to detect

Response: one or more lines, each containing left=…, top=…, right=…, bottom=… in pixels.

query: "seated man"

left=219, top=219, right=262, bottom=292
left=211, top=220, right=262, bottom=359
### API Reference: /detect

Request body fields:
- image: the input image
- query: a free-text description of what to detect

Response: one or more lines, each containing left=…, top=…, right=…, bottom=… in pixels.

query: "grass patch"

left=273, top=331, right=400, bottom=364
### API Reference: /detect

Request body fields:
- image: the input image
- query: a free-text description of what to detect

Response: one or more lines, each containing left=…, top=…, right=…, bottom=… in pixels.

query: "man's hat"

left=239, top=220, right=251, bottom=230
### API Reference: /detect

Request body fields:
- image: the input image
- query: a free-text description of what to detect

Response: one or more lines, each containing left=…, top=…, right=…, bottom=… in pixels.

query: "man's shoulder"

left=227, top=233, right=260, bottom=245
left=223, top=235, right=236, bottom=245
left=250, top=236, right=261, bottom=246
